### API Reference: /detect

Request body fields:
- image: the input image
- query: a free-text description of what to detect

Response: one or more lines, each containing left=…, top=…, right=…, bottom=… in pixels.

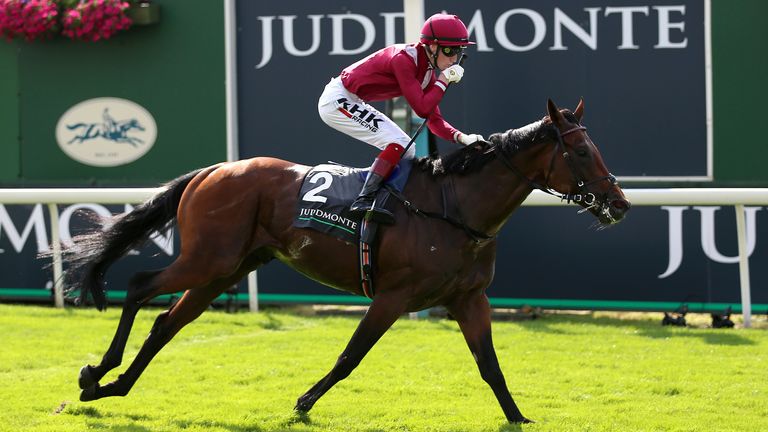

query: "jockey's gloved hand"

left=441, top=64, right=464, bottom=84
left=457, top=132, right=485, bottom=145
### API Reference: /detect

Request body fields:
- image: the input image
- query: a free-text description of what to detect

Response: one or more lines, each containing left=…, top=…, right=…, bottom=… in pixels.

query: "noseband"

left=496, top=124, right=617, bottom=209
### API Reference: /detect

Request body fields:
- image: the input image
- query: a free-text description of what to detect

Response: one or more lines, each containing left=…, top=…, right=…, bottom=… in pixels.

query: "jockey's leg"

left=349, top=143, right=404, bottom=224
left=317, top=78, right=414, bottom=224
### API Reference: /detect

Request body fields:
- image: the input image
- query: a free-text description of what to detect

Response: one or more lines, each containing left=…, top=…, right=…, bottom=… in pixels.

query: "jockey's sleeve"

left=391, top=52, right=447, bottom=121
left=426, top=105, right=459, bottom=142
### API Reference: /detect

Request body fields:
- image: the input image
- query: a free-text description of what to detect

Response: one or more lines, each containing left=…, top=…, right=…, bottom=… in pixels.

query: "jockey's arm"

left=426, top=105, right=459, bottom=142
left=391, top=53, right=447, bottom=119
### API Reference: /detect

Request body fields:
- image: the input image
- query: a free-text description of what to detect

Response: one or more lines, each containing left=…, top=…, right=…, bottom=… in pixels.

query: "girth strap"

left=358, top=218, right=377, bottom=298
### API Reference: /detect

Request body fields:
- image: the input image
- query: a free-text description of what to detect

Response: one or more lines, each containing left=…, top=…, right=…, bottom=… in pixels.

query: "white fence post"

left=248, top=271, right=259, bottom=312
left=734, top=204, right=752, bottom=328
left=47, top=203, right=64, bottom=308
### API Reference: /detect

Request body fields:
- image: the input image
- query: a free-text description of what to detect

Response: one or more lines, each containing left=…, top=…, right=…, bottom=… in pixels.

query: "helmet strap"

left=426, top=17, right=441, bottom=68
left=424, top=44, right=440, bottom=70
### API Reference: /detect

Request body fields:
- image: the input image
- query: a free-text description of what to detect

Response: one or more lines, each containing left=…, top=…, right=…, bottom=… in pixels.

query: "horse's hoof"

left=79, top=384, right=99, bottom=402
left=294, top=396, right=314, bottom=413
left=78, top=365, right=97, bottom=390
left=288, top=410, right=311, bottom=425
left=508, top=415, right=534, bottom=424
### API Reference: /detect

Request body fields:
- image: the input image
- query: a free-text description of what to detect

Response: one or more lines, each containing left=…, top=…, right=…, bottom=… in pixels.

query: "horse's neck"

left=452, top=157, right=537, bottom=236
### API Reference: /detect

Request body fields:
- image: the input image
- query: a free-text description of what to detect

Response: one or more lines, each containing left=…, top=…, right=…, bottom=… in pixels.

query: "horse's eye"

left=576, top=148, right=588, bottom=157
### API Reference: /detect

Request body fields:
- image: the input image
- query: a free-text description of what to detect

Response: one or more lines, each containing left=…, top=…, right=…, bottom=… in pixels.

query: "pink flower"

left=0, top=0, right=134, bottom=42
left=0, top=0, right=59, bottom=42
left=60, top=0, right=132, bottom=42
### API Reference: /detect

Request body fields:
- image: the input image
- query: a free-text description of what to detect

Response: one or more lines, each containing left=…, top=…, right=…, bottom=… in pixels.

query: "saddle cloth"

left=293, top=160, right=413, bottom=243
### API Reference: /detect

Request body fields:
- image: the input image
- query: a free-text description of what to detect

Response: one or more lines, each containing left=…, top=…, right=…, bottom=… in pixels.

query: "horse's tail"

left=64, top=168, right=203, bottom=310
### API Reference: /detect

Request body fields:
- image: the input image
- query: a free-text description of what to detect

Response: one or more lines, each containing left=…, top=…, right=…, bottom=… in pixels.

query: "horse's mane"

left=416, top=111, right=579, bottom=177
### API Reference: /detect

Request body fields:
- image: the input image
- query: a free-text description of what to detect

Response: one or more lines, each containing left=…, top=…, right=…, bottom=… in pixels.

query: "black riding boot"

left=349, top=143, right=404, bottom=224
left=349, top=172, right=394, bottom=224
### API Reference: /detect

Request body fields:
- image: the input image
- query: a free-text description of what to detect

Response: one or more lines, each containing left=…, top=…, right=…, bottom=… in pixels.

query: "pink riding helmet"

left=419, top=13, right=475, bottom=47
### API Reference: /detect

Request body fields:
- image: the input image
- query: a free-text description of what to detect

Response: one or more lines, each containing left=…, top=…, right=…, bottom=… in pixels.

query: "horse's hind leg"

left=78, top=246, right=273, bottom=401
left=448, top=294, right=531, bottom=424
left=295, top=294, right=406, bottom=412
left=80, top=275, right=233, bottom=401
left=79, top=270, right=163, bottom=390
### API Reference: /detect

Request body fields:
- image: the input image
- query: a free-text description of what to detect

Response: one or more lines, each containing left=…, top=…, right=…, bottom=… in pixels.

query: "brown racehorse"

left=67, top=99, right=629, bottom=424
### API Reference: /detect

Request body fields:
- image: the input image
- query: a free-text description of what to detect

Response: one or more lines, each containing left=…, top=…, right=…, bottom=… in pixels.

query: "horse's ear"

left=574, top=98, right=584, bottom=123
left=547, top=98, right=565, bottom=126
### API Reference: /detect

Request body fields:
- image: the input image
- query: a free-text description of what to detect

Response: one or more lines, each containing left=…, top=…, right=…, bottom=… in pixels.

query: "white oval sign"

left=55, top=97, right=157, bottom=167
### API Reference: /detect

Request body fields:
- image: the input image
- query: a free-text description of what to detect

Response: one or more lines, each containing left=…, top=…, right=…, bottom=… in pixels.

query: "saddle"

left=293, top=160, right=413, bottom=298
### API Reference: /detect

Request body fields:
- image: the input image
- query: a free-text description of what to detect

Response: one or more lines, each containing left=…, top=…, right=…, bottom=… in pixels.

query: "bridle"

left=496, top=123, right=618, bottom=215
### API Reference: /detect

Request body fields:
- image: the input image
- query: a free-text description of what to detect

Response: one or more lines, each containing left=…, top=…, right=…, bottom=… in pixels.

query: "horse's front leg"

left=295, top=294, right=406, bottom=413
left=448, top=294, right=532, bottom=424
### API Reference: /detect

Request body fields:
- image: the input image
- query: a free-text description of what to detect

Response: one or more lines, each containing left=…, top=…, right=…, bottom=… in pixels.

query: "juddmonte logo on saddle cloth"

left=55, top=97, right=158, bottom=167
left=299, top=208, right=359, bottom=232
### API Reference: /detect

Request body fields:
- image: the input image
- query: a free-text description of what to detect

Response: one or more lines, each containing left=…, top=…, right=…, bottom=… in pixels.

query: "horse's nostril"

left=611, top=199, right=630, bottom=211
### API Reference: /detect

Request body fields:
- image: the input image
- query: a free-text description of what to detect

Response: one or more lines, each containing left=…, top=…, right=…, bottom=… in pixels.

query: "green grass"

left=0, top=305, right=766, bottom=432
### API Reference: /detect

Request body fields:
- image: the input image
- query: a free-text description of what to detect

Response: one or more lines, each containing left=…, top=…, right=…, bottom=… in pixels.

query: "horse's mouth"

left=580, top=197, right=630, bottom=225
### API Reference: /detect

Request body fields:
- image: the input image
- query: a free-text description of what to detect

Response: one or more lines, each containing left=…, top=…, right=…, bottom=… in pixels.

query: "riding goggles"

left=440, top=45, right=465, bottom=57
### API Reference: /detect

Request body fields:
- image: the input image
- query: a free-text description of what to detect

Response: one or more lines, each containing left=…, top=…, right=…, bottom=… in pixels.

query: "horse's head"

left=122, top=119, right=145, bottom=132
left=538, top=98, right=630, bottom=225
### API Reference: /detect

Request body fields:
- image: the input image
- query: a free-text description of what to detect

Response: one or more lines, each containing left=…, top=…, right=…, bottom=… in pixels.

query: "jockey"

left=318, top=13, right=484, bottom=223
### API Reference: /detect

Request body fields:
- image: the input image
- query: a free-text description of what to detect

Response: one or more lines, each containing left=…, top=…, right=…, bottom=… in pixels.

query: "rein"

left=496, top=125, right=617, bottom=206
left=385, top=182, right=493, bottom=243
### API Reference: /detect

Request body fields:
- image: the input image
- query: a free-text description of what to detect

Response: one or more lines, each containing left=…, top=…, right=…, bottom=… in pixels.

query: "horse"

left=66, top=118, right=145, bottom=147
left=65, top=99, right=629, bottom=424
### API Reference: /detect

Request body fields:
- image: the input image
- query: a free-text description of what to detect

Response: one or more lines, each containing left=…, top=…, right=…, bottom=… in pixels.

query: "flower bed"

left=0, top=0, right=143, bottom=42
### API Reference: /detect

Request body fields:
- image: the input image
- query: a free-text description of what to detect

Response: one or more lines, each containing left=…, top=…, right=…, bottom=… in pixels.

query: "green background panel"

left=0, top=43, right=20, bottom=183
left=2, top=0, right=225, bottom=186
left=1, top=0, right=765, bottom=187
left=711, top=0, right=768, bottom=185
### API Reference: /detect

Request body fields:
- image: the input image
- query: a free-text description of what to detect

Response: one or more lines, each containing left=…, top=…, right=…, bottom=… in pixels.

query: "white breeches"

left=318, top=77, right=416, bottom=159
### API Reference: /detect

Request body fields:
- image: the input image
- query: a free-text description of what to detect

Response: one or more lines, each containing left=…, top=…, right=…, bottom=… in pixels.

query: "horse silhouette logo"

left=56, top=97, right=158, bottom=167
left=66, top=108, right=146, bottom=148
